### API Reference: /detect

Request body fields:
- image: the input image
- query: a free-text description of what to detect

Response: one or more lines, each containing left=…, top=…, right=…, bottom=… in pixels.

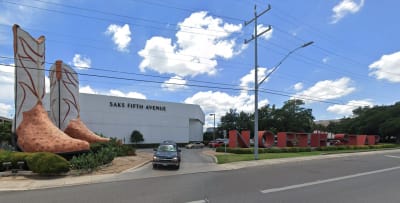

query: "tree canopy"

left=219, top=99, right=314, bottom=136
left=327, top=102, right=400, bottom=143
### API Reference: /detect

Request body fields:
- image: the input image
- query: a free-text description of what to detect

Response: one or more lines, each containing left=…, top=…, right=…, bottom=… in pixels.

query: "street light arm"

left=258, top=41, right=314, bottom=86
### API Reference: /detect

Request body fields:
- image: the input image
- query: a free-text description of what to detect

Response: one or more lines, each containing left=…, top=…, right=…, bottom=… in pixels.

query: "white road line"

left=385, top=155, right=400, bottom=159
left=186, top=199, right=208, bottom=203
left=260, top=165, right=400, bottom=194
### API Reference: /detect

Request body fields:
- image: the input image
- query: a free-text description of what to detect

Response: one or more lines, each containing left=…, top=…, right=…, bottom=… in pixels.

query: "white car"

left=185, top=142, right=205, bottom=149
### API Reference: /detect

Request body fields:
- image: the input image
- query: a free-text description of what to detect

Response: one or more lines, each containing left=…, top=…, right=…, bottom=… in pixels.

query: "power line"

left=2, top=0, right=243, bottom=39
left=128, top=0, right=245, bottom=22
left=0, top=55, right=239, bottom=87
left=0, top=62, right=368, bottom=108
left=3, top=1, right=385, bottom=78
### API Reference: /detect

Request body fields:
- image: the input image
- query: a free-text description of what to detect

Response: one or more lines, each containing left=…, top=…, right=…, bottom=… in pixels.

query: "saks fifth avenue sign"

left=109, top=101, right=166, bottom=112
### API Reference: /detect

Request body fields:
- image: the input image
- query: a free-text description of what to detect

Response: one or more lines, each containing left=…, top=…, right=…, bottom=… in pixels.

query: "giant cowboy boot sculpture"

left=13, top=25, right=89, bottom=153
left=50, top=60, right=109, bottom=143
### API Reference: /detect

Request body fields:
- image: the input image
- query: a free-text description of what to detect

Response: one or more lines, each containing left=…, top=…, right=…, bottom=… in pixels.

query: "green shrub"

left=70, top=146, right=117, bottom=172
left=354, top=145, right=369, bottom=150
left=317, top=146, right=338, bottom=151
left=0, top=151, right=31, bottom=171
left=266, top=147, right=283, bottom=153
left=90, top=137, right=135, bottom=157
left=26, top=152, right=70, bottom=175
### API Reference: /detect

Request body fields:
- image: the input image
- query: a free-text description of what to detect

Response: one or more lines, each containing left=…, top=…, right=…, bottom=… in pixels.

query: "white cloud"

left=0, top=103, right=12, bottom=118
left=79, top=85, right=96, bottom=94
left=369, top=51, right=400, bottom=83
left=240, top=67, right=268, bottom=90
left=79, top=85, right=146, bottom=99
left=322, top=57, right=329, bottom=64
left=256, top=24, right=273, bottom=41
left=331, top=0, right=365, bottom=24
left=0, top=0, right=59, bottom=26
left=185, top=91, right=268, bottom=128
left=72, top=54, right=91, bottom=69
left=293, top=82, right=304, bottom=91
left=138, top=11, right=243, bottom=77
left=161, top=76, right=188, bottom=91
left=0, top=64, right=14, bottom=103
left=105, top=24, right=131, bottom=52
left=294, top=77, right=355, bottom=103
left=327, top=99, right=373, bottom=116
left=108, top=89, right=146, bottom=99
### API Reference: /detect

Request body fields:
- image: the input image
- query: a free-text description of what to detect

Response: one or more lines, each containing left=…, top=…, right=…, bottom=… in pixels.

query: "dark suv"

left=153, top=141, right=181, bottom=169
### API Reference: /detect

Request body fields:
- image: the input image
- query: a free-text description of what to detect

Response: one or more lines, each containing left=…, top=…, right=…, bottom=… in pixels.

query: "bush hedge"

left=216, top=143, right=399, bottom=154
left=25, top=152, right=70, bottom=175
left=216, top=147, right=313, bottom=154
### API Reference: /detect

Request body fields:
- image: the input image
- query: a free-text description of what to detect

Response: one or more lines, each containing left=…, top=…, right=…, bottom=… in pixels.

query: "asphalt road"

left=1, top=150, right=400, bottom=203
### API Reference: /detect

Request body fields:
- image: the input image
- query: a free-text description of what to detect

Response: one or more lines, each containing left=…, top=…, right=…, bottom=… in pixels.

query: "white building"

left=44, top=93, right=204, bottom=144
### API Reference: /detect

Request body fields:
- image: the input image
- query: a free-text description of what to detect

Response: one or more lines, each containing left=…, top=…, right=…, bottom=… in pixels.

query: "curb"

left=120, top=159, right=152, bottom=173
left=215, top=148, right=400, bottom=170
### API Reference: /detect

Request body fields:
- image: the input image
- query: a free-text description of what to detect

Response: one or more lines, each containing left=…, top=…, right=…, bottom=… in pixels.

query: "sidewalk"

left=0, top=151, right=153, bottom=191
left=1, top=149, right=399, bottom=191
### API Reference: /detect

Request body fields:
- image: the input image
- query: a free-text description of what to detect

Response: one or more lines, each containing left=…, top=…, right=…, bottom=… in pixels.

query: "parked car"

left=153, top=141, right=181, bottom=169
left=185, top=142, right=205, bottom=149
left=208, top=140, right=225, bottom=148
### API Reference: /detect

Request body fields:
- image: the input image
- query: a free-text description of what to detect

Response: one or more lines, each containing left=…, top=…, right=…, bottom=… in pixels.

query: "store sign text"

left=109, top=102, right=166, bottom=112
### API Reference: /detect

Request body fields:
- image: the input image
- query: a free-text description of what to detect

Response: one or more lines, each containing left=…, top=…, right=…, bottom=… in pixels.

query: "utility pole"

left=244, top=4, right=271, bottom=160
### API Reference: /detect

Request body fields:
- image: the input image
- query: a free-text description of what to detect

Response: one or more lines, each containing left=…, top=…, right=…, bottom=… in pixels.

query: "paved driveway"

left=111, top=148, right=218, bottom=181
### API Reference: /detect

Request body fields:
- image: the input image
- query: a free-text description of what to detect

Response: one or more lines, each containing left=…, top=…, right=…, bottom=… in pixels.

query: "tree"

left=273, top=99, right=314, bottom=132
left=130, top=130, right=144, bottom=146
left=220, top=109, right=239, bottom=130
left=0, top=121, right=12, bottom=144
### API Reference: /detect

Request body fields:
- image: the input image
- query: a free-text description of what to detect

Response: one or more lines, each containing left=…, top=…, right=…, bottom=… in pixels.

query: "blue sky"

left=1, top=0, right=400, bottom=129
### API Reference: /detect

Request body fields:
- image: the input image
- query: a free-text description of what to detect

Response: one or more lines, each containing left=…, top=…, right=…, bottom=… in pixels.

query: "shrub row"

left=216, top=147, right=312, bottom=154
left=316, top=143, right=399, bottom=151
left=216, top=144, right=400, bottom=154
left=0, top=151, right=69, bottom=174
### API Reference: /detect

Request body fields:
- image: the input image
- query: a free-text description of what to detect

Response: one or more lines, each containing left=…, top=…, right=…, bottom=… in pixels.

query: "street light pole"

left=244, top=4, right=271, bottom=160
left=244, top=4, right=313, bottom=160
left=209, top=113, right=216, bottom=141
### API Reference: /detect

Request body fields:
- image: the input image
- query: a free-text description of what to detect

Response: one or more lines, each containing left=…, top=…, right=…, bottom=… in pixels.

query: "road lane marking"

left=385, top=155, right=400, bottom=159
left=260, top=165, right=400, bottom=194
left=186, top=199, right=209, bottom=203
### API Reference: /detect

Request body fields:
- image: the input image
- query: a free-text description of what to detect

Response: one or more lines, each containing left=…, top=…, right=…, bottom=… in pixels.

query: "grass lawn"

left=215, top=147, right=400, bottom=164
left=216, top=151, right=322, bottom=164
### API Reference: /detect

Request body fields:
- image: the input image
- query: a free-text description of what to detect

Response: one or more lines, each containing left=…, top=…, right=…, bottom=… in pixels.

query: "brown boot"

left=16, top=102, right=90, bottom=153
left=50, top=61, right=110, bottom=143
left=64, top=118, right=110, bottom=143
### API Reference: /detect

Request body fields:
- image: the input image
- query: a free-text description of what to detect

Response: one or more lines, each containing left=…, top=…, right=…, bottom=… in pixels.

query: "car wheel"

left=153, top=164, right=157, bottom=169
left=175, top=165, right=180, bottom=170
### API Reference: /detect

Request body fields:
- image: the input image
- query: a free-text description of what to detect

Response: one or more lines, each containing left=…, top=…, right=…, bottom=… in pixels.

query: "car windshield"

left=158, top=144, right=176, bottom=152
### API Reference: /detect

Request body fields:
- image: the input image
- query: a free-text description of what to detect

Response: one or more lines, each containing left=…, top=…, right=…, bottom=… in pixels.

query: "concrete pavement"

left=1, top=148, right=399, bottom=191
